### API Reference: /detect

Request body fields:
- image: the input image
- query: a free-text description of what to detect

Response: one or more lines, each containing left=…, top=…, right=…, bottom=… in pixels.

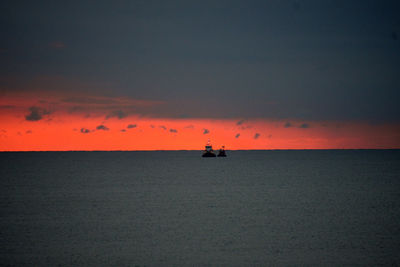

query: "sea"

left=1, top=150, right=400, bottom=266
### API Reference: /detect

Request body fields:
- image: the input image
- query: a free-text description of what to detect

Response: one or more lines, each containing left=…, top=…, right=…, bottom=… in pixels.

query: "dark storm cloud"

left=106, top=110, right=126, bottom=119
left=127, top=124, right=137, bottom=129
left=284, top=122, right=293, bottom=128
left=96, top=125, right=109, bottom=131
left=169, top=128, right=177, bottom=133
left=2, top=1, right=400, bottom=122
left=235, top=133, right=240, bottom=138
left=80, top=128, right=91, bottom=134
left=25, top=107, right=51, bottom=121
left=299, top=123, right=310, bottom=129
left=254, top=133, right=260, bottom=139
left=203, top=129, right=210, bottom=134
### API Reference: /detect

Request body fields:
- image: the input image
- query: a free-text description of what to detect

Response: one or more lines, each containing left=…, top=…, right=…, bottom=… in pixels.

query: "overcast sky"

left=1, top=0, right=399, bottom=121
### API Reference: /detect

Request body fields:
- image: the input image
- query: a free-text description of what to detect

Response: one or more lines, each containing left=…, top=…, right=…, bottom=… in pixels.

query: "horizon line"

left=1, top=148, right=399, bottom=152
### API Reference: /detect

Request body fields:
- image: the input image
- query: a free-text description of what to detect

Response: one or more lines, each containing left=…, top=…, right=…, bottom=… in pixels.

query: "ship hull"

left=202, top=152, right=216, bottom=157
left=217, top=150, right=227, bottom=157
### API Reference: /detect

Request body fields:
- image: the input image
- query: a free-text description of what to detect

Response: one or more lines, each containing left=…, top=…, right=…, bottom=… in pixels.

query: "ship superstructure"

left=202, top=139, right=216, bottom=157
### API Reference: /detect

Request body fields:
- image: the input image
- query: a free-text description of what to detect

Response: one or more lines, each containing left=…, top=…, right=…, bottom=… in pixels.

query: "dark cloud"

left=25, top=106, right=50, bottom=121
left=80, top=128, right=91, bottom=134
left=96, top=125, right=109, bottom=131
left=106, top=110, right=126, bottom=119
left=236, top=120, right=245, bottom=125
left=235, top=133, right=240, bottom=138
left=25, top=107, right=41, bottom=121
left=120, top=129, right=126, bottom=132
left=254, top=133, right=260, bottom=139
left=203, top=129, right=210, bottom=134
left=159, top=125, right=167, bottom=130
left=127, top=124, right=137, bottom=129
left=299, top=123, right=310, bottom=129
left=2, top=1, right=400, bottom=123
left=284, top=122, right=293, bottom=128
left=169, top=128, right=177, bottom=133
left=26, top=130, right=32, bottom=134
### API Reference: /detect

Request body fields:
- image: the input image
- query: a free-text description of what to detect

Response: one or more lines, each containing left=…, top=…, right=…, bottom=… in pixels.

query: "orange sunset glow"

left=1, top=91, right=399, bottom=151
left=3, top=2, right=400, bottom=266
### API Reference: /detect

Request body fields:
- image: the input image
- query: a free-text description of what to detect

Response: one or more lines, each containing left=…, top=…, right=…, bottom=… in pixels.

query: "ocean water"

left=1, top=150, right=400, bottom=266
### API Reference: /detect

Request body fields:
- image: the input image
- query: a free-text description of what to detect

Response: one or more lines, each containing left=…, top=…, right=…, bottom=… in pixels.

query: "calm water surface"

left=1, top=150, right=400, bottom=266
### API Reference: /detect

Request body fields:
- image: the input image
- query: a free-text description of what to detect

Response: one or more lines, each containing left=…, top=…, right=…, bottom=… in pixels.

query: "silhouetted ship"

left=217, top=146, right=227, bottom=157
left=202, top=140, right=216, bottom=157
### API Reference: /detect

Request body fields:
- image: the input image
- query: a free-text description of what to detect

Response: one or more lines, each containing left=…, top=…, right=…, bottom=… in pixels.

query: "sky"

left=1, top=0, right=400, bottom=151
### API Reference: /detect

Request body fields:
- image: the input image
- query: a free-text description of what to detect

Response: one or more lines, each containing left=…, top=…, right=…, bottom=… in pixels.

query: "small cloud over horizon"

left=284, top=122, right=293, bottom=128
left=203, top=129, right=210, bottom=134
left=299, top=123, right=310, bottom=128
left=96, top=125, right=109, bottom=131
left=170, top=128, right=177, bottom=133
left=25, top=106, right=51, bottom=121
left=254, top=133, right=260, bottom=139
left=80, top=128, right=91, bottom=134
left=236, top=119, right=245, bottom=125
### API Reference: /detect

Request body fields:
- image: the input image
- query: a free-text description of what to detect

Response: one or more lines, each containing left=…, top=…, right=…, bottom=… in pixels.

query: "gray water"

left=1, top=150, right=400, bottom=266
